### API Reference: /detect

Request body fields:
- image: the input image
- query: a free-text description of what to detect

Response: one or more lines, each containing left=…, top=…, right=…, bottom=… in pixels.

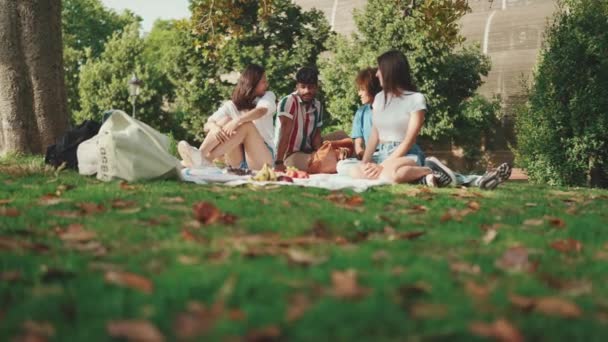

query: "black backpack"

left=45, top=120, right=101, bottom=170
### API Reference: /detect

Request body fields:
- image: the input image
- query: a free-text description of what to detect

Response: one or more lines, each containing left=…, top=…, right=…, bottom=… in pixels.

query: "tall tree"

left=62, top=0, right=139, bottom=118
left=0, top=0, right=69, bottom=156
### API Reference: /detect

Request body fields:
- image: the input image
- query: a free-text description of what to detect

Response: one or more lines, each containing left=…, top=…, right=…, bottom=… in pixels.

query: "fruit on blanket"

left=277, top=175, right=294, bottom=183
left=252, top=164, right=277, bottom=182
left=297, top=170, right=309, bottom=179
left=285, top=167, right=309, bottom=179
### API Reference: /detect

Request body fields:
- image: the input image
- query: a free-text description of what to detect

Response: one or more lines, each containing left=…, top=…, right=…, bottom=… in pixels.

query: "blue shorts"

left=372, top=142, right=425, bottom=166
left=239, top=142, right=274, bottom=169
left=336, top=143, right=425, bottom=176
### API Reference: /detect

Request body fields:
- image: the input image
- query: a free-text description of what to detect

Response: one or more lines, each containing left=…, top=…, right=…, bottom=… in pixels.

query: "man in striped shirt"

left=274, top=67, right=324, bottom=171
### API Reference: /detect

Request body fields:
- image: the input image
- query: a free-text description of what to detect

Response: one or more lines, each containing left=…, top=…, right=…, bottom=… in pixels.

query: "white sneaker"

left=177, top=141, right=208, bottom=168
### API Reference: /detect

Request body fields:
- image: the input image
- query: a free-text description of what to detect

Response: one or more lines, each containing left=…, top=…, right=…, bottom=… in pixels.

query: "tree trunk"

left=0, top=0, right=39, bottom=154
left=0, top=0, right=69, bottom=156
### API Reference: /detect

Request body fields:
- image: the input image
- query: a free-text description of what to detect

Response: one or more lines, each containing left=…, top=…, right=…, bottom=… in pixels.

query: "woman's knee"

left=238, top=122, right=256, bottom=132
left=391, top=165, right=415, bottom=183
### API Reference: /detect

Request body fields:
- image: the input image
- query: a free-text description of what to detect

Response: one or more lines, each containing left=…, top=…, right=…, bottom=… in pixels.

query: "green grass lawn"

left=1, top=157, right=608, bottom=341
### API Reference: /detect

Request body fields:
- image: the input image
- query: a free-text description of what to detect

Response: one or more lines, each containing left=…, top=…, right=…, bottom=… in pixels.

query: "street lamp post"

left=128, top=73, right=143, bottom=119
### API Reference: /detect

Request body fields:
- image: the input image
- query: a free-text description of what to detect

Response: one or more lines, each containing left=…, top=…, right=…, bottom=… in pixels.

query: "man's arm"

left=275, top=115, right=293, bottom=169
left=311, top=128, right=322, bottom=151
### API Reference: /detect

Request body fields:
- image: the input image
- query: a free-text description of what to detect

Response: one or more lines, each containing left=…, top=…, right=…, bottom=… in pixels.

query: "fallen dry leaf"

left=0, top=199, right=12, bottom=205
left=468, top=201, right=481, bottom=211
left=245, top=325, right=281, bottom=342
left=0, top=207, right=20, bottom=217
left=405, top=187, right=434, bottom=198
left=465, top=281, right=492, bottom=300
left=523, top=218, right=544, bottom=227
left=286, top=293, right=312, bottom=322
left=510, top=294, right=582, bottom=318
left=119, top=181, right=138, bottom=191
left=410, top=303, right=447, bottom=319
left=540, top=275, right=592, bottom=296
left=452, top=188, right=484, bottom=199
left=67, top=240, right=107, bottom=256
left=393, top=231, right=426, bottom=241
left=325, top=193, right=365, bottom=209
left=482, top=229, right=498, bottom=245
left=23, top=320, right=55, bottom=338
left=76, top=202, right=106, bottom=215
left=107, top=320, right=164, bottom=342
left=105, top=271, right=153, bottom=294
left=545, top=216, right=566, bottom=228
left=286, top=249, right=327, bottom=266
left=1, top=270, right=22, bottom=282
left=372, top=250, right=390, bottom=262
left=192, top=202, right=237, bottom=225
left=0, top=236, right=50, bottom=253
left=551, top=238, right=583, bottom=253
left=192, top=202, right=222, bottom=224
left=309, top=221, right=332, bottom=239
left=177, top=255, right=199, bottom=265
left=405, top=205, right=428, bottom=214
left=57, top=224, right=97, bottom=242
left=595, top=250, right=608, bottom=261
left=330, top=269, right=370, bottom=299
left=173, top=301, right=223, bottom=339
left=470, top=319, right=524, bottom=342
left=495, top=246, right=535, bottom=273
left=49, top=210, right=82, bottom=218
left=481, top=223, right=504, bottom=232
left=450, top=262, right=481, bottom=275
left=13, top=320, right=56, bottom=342
left=181, top=229, right=207, bottom=244
left=111, top=199, right=138, bottom=209
left=37, top=194, right=68, bottom=206
left=440, top=208, right=475, bottom=222
left=160, top=196, right=185, bottom=204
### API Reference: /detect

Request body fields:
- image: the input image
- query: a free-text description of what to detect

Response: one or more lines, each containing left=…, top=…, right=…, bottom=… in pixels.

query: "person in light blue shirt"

left=350, top=68, right=378, bottom=159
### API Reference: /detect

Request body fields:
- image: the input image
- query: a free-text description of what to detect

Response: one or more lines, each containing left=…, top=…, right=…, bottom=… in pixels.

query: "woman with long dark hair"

left=351, top=50, right=454, bottom=185
left=178, top=64, right=275, bottom=171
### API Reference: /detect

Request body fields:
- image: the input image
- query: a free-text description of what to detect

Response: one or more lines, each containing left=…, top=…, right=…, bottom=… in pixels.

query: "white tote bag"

left=96, top=110, right=180, bottom=182
left=77, top=134, right=100, bottom=176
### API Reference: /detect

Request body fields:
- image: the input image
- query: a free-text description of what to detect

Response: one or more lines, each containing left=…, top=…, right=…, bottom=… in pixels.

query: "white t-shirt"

left=208, top=91, right=277, bottom=149
left=372, top=90, right=426, bottom=142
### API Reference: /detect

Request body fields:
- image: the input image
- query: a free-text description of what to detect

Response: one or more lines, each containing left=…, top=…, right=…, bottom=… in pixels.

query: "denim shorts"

left=372, top=142, right=425, bottom=166
left=239, top=142, right=274, bottom=169
left=336, top=143, right=425, bottom=176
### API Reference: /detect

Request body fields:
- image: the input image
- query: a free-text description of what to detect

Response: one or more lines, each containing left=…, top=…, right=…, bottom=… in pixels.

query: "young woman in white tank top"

left=351, top=50, right=452, bottom=186
left=177, top=64, right=275, bottom=171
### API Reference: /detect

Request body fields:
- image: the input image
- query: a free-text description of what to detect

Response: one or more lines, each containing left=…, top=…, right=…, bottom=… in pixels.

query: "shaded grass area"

left=1, top=156, right=608, bottom=341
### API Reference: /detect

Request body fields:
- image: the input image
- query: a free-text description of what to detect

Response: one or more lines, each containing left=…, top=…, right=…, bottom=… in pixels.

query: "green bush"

left=76, top=24, right=181, bottom=135
left=62, top=0, right=139, bottom=119
left=515, top=0, right=608, bottom=187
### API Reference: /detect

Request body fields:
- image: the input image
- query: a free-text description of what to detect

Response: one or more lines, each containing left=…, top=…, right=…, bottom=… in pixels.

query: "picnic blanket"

left=180, top=167, right=391, bottom=192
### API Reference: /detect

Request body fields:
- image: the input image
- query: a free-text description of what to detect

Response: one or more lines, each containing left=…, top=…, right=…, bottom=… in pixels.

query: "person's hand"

left=223, top=119, right=241, bottom=136
left=210, top=125, right=230, bottom=143
left=336, top=147, right=350, bottom=160
left=363, top=162, right=383, bottom=179
left=274, top=163, right=286, bottom=172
